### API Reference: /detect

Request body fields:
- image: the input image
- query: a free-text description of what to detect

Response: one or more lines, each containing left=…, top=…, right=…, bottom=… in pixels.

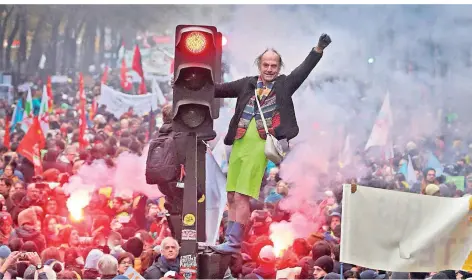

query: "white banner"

left=98, top=84, right=158, bottom=118
left=340, top=184, right=472, bottom=272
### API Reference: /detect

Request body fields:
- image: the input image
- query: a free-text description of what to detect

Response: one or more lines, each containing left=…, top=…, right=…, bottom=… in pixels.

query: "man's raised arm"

left=285, top=34, right=331, bottom=95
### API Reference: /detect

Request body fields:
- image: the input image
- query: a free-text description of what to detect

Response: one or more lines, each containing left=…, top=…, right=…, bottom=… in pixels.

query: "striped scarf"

left=235, top=77, right=280, bottom=140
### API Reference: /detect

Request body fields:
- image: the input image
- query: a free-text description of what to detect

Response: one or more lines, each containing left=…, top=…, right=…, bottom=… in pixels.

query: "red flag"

left=139, top=80, right=147, bottom=95
left=78, top=73, right=88, bottom=149
left=132, top=45, right=146, bottom=94
left=17, top=117, right=45, bottom=175
left=120, top=58, right=132, bottom=91
left=46, top=76, right=53, bottom=113
left=3, top=117, right=10, bottom=149
left=132, top=45, right=144, bottom=78
left=101, top=66, right=109, bottom=84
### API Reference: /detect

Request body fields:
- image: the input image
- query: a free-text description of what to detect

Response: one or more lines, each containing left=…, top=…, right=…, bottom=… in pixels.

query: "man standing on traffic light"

left=210, top=34, right=332, bottom=255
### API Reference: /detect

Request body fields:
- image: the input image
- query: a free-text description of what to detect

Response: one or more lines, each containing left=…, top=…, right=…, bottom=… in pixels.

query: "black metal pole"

left=196, top=140, right=206, bottom=242
left=179, top=132, right=198, bottom=279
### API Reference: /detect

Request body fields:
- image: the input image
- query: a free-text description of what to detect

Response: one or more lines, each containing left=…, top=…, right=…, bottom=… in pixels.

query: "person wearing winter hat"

left=360, top=269, right=386, bottom=279
left=324, top=272, right=341, bottom=279
left=425, top=184, right=440, bottom=196
left=122, top=237, right=143, bottom=273
left=250, top=245, right=277, bottom=279
left=312, top=240, right=332, bottom=261
left=0, top=245, right=10, bottom=259
left=10, top=208, right=46, bottom=252
left=313, top=255, right=334, bottom=279
left=83, top=249, right=104, bottom=280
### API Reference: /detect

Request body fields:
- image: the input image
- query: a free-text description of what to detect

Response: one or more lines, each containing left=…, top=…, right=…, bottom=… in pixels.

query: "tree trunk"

left=0, top=6, right=14, bottom=70
left=98, top=23, right=105, bottom=68
left=26, top=12, right=47, bottom=75
left=18, top=7, right=27, bottom=70
left=5, top=11, right=20, bottom=71
left=69, top=17, right=85, bottom=74
left=46, top=15, right=61, bottom=76
left=61, top=16, right=75, bottom=74
left=81, top=19, right=97, bottom=73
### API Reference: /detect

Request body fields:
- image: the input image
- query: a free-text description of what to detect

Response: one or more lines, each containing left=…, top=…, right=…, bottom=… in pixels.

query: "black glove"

left=317, top=33, right=332, bottom=50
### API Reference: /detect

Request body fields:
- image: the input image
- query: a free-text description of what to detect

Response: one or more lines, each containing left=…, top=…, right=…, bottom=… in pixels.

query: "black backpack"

left=145, top=132, right=180, bottom=185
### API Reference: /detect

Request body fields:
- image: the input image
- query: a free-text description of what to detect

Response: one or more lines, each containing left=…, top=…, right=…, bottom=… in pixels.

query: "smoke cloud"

left=64, top=148, right=162, bottom=216
left=215, top=5, right=472, bottom=249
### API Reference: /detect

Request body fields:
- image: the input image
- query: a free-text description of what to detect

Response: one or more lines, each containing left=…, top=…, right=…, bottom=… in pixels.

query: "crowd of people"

left=0, top=42, right=470, bottom=280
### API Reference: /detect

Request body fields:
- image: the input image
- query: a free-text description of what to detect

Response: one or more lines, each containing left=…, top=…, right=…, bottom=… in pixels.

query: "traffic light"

left=172, top=25, right=222, bottom=139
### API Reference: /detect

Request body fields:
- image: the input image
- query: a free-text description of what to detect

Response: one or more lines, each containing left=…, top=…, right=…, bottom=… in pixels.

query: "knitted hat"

left=324, top=273, right=341, bottom=279
left=0, top=245, right=11, bottom=258
left=258, top=245, right=276, bottom=263
left=312, top=241, right=332, bottom=261
left=123, top=237, right=143, bottom=258
left=85, top=249, right=105, bottom=270
left=313, top=255, right=334, bottom=274
left=18, top=208, right=38, bottom=227
left=425, top=184, right=440, bottom=196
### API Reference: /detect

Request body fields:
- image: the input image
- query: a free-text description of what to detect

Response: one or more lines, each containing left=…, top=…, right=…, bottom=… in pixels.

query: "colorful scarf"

left=235, top=78, right=280, bottom=140
left=255, top=77, right=275, bottom=101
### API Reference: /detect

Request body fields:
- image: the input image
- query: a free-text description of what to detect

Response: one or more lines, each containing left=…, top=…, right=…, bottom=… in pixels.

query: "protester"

left=211, top=33, right=332, bottom=255
left=0, top=30, right=470, bottom=280
left=143, top=237, right=180, bottom=279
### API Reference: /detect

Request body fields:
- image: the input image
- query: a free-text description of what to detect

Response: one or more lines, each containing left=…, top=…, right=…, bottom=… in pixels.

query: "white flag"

left=365, top=92, right=393, bottom=150
left=38, top=85, right=49, bottom=136
left=406, top=155, right=416, bottom=184
left=151, top=77, right=167, bottom=106
left=340, top=184, right=472, bottom=272
left=21, top=87, right=33, bottom=132
left=339, top=134, right=352, bottom=167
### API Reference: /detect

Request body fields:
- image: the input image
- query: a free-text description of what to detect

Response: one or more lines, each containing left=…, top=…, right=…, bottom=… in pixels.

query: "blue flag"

left=426, top=152, right=443, bottom=176
left=10, top=99, right=24, bottom=133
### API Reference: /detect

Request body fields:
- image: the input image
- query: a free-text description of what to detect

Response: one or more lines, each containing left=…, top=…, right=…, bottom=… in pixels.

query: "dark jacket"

left=215, top=49, right=323, bottom=145
left=143, top=256, right=179, bottom=280
left=10, top=226, right=47, bottom=252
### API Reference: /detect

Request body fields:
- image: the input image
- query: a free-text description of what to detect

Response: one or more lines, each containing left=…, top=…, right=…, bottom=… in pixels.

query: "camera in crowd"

left=444, top=164, right=461, bottom=176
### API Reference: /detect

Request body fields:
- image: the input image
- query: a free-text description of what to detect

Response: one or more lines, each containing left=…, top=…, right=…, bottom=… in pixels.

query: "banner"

left=340, top=184, right=472, bottom=272
left=98, top=84, right=158, bottom=118
left=446, top=176, right=465, bottom=191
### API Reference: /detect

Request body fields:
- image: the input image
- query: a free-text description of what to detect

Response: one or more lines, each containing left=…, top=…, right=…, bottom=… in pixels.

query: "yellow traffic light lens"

left=185, top=32, right=207, bottom=54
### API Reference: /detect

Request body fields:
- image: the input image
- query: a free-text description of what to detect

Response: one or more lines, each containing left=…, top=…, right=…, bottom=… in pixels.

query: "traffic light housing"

left=172, top=25, right=222, bottom=140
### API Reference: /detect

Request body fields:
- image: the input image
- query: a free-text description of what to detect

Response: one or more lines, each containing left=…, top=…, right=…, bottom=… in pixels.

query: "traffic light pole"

left=179, top=132, right=208, bottom=279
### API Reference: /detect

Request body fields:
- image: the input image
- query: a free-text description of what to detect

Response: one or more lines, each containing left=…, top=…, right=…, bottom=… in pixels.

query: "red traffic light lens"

left=184, top=31, right=207, bottom=54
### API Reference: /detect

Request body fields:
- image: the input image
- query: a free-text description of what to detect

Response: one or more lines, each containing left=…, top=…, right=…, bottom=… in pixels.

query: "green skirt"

left=226, top=118, right=268, bottom=199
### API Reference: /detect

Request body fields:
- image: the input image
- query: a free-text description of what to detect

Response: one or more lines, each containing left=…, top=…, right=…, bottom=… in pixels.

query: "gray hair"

left=160, top=237, right=180, bottom=253
left=97, top=254, right=118, bottom=276
left=254, top=48, right=284, bottom=69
